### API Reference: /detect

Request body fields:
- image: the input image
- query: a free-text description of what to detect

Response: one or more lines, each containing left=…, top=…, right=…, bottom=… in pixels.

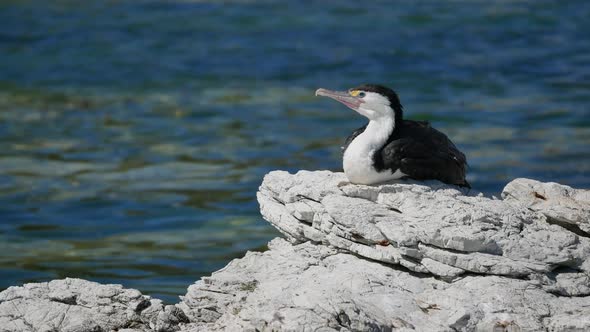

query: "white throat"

left=343, top=116, right=404, bottom=184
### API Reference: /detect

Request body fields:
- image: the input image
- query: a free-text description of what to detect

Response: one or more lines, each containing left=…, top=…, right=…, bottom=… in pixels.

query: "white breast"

left=342, top=118, right=406, bottom=185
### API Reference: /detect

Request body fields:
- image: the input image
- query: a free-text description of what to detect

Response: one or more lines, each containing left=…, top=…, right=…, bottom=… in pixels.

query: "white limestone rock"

left=0, top=278, right=188, bottom=332
left=502, top=177, right=590, bottom=234
left=175, top=171, right=590, bottom=331
left=178, top=238, right=590, bottom=332
left=257, top=170, right=590, bottom=296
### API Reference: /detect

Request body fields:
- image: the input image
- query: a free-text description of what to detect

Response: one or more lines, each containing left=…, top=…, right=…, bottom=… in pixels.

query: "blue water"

left=1, top=1, right=589, bottom=303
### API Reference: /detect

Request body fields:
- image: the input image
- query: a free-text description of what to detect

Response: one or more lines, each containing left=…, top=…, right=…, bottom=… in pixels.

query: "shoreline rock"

left=257, top=171, right=589, bottom=289
left=1, top=170, right=589, bottom=331
left=0, top=278, right=188, bottom=332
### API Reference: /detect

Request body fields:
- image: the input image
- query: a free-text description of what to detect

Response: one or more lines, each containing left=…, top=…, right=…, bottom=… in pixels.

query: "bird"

left=315, top=84, right=470, bottom=188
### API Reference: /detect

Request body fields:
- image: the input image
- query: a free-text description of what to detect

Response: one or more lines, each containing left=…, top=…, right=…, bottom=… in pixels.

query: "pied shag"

left=316, top=84, right=470, bottom=188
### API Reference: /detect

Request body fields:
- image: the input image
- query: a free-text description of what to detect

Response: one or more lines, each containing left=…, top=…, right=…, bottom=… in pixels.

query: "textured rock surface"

left=178, top=238, right=590, bottom=332
left=258, top=171, right=590, bottom=290
left=178, top=171, right=590, bottom=331
left=503, top=177, right=590, bottom=234
left=0, top=278, right=188, bottom=332
left=1, top=171, right=589, bottom=332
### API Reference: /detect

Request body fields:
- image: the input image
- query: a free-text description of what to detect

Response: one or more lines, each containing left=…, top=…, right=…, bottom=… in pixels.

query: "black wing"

left=377, top=120, right=469, bottom=187
left=342, top=124, right=368, bottom=154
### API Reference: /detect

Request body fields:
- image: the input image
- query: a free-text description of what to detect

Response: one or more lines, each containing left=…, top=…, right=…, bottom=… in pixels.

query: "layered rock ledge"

left=1, top=170, right=589, bottom=331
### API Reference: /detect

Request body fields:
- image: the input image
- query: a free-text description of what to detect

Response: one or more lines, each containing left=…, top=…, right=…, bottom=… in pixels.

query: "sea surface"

left=1, top=0, right=589, bottom=303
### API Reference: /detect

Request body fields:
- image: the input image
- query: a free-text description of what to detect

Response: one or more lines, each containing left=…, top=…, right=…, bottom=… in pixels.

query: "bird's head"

left=316, top=84, right=403, bottom=123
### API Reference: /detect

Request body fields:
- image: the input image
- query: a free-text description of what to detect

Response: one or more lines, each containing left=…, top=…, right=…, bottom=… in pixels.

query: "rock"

left=178, top=237, right=450, bottom=331
left=0, top=278, right=183, bottom=332
left=178, top=238, right=590, bottom=332
left=502, top=178, right=590, bottom=234
left=244, top=170, right=590, bottom=330
left=257, top=171, right=590, bottom=289
left=2, top=170, right=590, bottom=331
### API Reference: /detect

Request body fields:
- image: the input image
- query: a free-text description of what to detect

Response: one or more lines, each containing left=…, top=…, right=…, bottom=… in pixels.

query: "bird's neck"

left=344, top=116, right=395, bottom=160
left=360, top=116, right=396, bottom=149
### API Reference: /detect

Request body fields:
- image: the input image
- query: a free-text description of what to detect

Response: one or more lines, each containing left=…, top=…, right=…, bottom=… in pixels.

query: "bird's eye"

left=359, top=92, right=366, bottom=97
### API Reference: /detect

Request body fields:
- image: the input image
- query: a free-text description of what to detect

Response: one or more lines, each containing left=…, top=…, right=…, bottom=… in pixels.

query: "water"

left=0, top=1, right=589, bottom=303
